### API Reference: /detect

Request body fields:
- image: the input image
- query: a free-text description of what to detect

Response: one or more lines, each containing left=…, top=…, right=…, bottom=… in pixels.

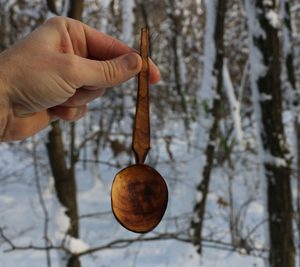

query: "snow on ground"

left=0, top=119, right=265, bottom=266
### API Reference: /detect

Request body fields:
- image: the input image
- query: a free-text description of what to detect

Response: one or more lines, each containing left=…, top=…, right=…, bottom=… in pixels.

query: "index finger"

left=81, top=22, right=160, bottom=84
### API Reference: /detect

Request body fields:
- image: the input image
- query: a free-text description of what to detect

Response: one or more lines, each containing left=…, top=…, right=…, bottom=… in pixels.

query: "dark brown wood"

left=246, top=1, right=295, bottom=267
left=67, top=0, right=84, bottom=22
left=111, top=165, right=168, bottom=233
left=46, top=0, right=58, bottom=14
left=46, top=121, right=79, bottom=239
left=111, top=28, right=168, bottom=233
left=132, top=28, right=150, bottom=164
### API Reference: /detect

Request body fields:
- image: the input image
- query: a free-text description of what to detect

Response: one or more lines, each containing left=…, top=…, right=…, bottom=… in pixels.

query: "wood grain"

left=132, top=28, right=150, bottom=164
left=111, top=164, right=168, bottom=233
left=111, top=28, right=168, bottom=233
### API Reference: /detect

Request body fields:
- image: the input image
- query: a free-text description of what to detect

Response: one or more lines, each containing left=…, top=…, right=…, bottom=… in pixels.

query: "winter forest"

left=0, top=0, right=300, bottom=267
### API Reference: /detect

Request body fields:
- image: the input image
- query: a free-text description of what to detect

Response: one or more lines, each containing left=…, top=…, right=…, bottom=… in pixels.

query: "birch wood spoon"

left=111, top=28, right=168, bottom=233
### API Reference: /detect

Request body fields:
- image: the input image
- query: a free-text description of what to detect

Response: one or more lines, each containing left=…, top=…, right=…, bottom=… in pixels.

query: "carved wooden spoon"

left=111, top=28, right=168, bottom=233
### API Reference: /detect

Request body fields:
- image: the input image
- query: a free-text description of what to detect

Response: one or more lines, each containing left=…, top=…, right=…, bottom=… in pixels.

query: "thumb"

left=74, top=53, right=142, bottom=88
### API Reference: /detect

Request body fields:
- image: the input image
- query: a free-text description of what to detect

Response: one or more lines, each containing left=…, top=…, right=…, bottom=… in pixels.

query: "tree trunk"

left=47, top=122, right=79, bottom=238
left=46, top=1, right=84, bottom=267
left=245, top=1, right=295, bottom=267
left=46, top=0, right=58, bottom=15
left=281, top=1, right=300, bottom=264
left=46, top=122, right=80, bottom=267
left=68, top=0, right=84, bottom=21
left=191, top=0, right=227, bottom=254
left=281, top=0, right=296, bottom=91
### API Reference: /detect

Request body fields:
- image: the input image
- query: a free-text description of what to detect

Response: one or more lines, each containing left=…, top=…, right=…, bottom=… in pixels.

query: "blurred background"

left=0, top=0, right=300, bottom=266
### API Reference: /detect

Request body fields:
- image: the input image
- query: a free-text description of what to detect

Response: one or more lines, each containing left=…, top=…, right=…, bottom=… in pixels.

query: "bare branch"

left=32, top=137, right=52, bottom=267
left=0, top=225, right=269, bottom=260
left=0, top=227, right=65, bottom=253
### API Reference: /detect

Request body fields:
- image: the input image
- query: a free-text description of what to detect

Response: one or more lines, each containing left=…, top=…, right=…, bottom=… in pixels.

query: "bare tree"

left=46, top=1, right=84, bottom=267
left=280, top=1, right=300, bottom=264
left=191, top=0, right=227, bottom=254
left=245, top=1, right=295, bottom=266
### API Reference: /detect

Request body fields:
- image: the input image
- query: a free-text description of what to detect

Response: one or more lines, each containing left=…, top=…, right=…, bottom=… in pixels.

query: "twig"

left=0, top=227, right=268, bottom=259
left=0, top=227, right=65, bottom=253
left=78, top=211, right=112, bottom=219
left=32, top=137, right=52, bottom=267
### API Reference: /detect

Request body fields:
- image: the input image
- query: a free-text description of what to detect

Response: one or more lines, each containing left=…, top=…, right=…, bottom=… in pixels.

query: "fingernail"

left=123, top=53, right=139, bottom=70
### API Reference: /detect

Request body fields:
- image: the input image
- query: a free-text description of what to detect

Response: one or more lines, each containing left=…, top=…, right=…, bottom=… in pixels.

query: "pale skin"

left=0, top=16, right=160, bottom=141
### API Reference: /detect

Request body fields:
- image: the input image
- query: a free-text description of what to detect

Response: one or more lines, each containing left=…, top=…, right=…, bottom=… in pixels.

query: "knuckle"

left=102, top=60, right=118, bottom=84
left=61, top=55, right=80, bottom=88
left=64, top=54, right=78, bottom=69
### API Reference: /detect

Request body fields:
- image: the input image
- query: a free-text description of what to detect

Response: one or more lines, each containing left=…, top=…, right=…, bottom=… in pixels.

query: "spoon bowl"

left=111, top=164, right=168, bottom=233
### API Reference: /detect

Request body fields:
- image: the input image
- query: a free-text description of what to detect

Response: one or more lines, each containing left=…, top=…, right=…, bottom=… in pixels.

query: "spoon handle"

left=132, top=28, right=150, bottom=164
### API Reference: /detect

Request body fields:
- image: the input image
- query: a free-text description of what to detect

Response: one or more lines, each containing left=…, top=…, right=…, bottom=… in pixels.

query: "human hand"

left=0, top=16, right=160, bottom=141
